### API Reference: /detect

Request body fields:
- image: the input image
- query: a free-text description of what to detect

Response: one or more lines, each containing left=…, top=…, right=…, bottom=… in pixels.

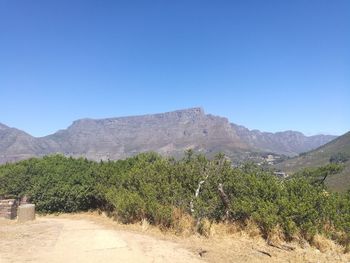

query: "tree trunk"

left=217, top=183, right=229, bottom=220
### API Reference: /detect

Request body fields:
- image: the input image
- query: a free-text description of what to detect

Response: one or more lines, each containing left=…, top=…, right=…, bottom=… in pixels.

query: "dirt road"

left=0, top=217, right=203, bottom=263
left=1, top=214, right=350, bottom=263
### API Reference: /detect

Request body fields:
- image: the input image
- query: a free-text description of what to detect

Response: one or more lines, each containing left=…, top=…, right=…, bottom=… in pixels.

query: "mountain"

left=276, top=132, right=350, bottom=191
left=44, top=108, right=248, bottom=160
left=232, top=124, right=336, bottom=156
left=0, top=123, right=41, bottom=163
left=0, top=108, right=337, bottom=164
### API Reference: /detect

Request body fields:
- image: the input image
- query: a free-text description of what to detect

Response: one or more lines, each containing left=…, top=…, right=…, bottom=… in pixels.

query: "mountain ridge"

left=231, top=123, right=336, bottom=156
left=0, top=108, right=337, bottom=163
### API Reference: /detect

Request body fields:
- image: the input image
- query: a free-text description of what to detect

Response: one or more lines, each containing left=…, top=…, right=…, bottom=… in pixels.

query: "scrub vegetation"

left=0, top=152, right=349, bottom=251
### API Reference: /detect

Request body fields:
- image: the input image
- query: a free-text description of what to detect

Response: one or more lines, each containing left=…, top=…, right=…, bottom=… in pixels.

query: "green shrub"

left=330, top=152, right=349, bottom=164
left=0, top=153, right=350, bottom=248
left=105, top=188, right=145, bottom=223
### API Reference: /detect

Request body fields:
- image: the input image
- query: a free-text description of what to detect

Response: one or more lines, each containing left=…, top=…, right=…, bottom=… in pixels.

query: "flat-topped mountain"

left=44, top=108, right=247, bottom=160
left=0, top=108, right=337, bottom=163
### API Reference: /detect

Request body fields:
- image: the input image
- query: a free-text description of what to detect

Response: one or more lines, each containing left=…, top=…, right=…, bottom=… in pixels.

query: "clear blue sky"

left=0, top=0, right=349, bottom=137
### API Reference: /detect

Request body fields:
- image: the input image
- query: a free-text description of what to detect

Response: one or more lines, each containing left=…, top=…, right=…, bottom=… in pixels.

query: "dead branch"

left=256, top=249, right=272, bottom=257
left=217, top=183, right=229, bottom=219
left=190, top=167, right=210, bottom=215
left=268, top=242, right=295, bottom=251
left=198, top=249, right=208, bottom=257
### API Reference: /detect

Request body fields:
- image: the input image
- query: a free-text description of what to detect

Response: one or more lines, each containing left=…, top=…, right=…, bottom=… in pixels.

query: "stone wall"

left=0, top=199, right=18, bottom=219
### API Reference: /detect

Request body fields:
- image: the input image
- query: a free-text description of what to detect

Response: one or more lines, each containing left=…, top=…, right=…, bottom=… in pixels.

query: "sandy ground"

left=1, top=213, right=350, bottom=263
left=0, top=217, right=203, bottom=263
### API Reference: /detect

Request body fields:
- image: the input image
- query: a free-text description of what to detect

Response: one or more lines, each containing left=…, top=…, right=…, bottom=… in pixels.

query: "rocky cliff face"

left=232, top=124, right=337, bottom=156
left=44, top=108, right=248, bottom=160
left=0, top=108, right=337, bottom=163
left=0, top=123, right=44, bottom=163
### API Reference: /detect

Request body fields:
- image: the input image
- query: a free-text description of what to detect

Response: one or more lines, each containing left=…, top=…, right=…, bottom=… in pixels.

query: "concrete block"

left=17, top=204, right=35, bottom=222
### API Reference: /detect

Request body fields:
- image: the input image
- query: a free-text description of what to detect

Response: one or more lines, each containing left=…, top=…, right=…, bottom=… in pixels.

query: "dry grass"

left=242, top=218, right=261, bottom=238
left=171, top=208, right=195, bottom=236
left=141, top=218, right=150, bottom=231
left=36, top=212, right=350, bottom=263
left=311, top=234, right=337, bottom=253
left=266, top=225, right=286, bottom=246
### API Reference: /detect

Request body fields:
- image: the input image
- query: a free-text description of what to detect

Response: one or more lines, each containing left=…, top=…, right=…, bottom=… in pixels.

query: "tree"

left=330, top=152, right=349, bottom=164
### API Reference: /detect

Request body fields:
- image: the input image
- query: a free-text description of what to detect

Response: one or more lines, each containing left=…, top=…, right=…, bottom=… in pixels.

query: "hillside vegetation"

left=1, top=153, right=350, bottom=251
left=276, top=132, right=350, bottom=192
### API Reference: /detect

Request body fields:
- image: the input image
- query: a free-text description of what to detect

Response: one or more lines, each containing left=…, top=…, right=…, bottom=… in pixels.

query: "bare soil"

left=0, top=216, right=202, bottom=263
left=0, top=213, right=349, bottom=263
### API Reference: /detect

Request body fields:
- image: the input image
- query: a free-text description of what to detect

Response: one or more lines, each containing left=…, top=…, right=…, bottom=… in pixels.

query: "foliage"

left=330, top=152, right=349, bottom=164
left=0, top=152, right=350, bottom=247
left=0, top=155, right=98, bottom=212
left=293, top=163, right=344, bottom=186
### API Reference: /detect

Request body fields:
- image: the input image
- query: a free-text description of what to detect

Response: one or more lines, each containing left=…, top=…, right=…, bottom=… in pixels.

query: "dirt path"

left=0, top=217, right=203, bottom=263
left=1, top=214, right=350, bottom=263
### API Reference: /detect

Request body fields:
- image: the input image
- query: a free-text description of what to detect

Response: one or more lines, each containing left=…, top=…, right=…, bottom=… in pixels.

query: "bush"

left=330, top=152, right=349, bottom=164
left=0, top=155, right=98, bottom=213
left=294, top=163, right=344, bottom=185
left=105, top=188, right=145, bottom=223
left=0, top=153, right=350, bottom=248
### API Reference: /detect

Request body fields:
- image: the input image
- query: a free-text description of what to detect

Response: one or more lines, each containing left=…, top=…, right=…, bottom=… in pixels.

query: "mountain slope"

left=45, top=108, right=248, bottom=160
left=232, top=124, right=336, bottom=156
left=0, top=123, right=41, bottom=163
left=0, top=123, right=61, bottom=163
left=0, top=108, right=338, bottom=164
left=276, top=132, right=350, bottom=191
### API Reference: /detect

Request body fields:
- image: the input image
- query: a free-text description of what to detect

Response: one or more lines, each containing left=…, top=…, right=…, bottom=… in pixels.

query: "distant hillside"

left=276, top=132, right=350, bottom=191
left=0, top=108, right=337, bottom=164
left=232, top=124, right=336, bottom=156
left=0, top=123, right=53, bottom=163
